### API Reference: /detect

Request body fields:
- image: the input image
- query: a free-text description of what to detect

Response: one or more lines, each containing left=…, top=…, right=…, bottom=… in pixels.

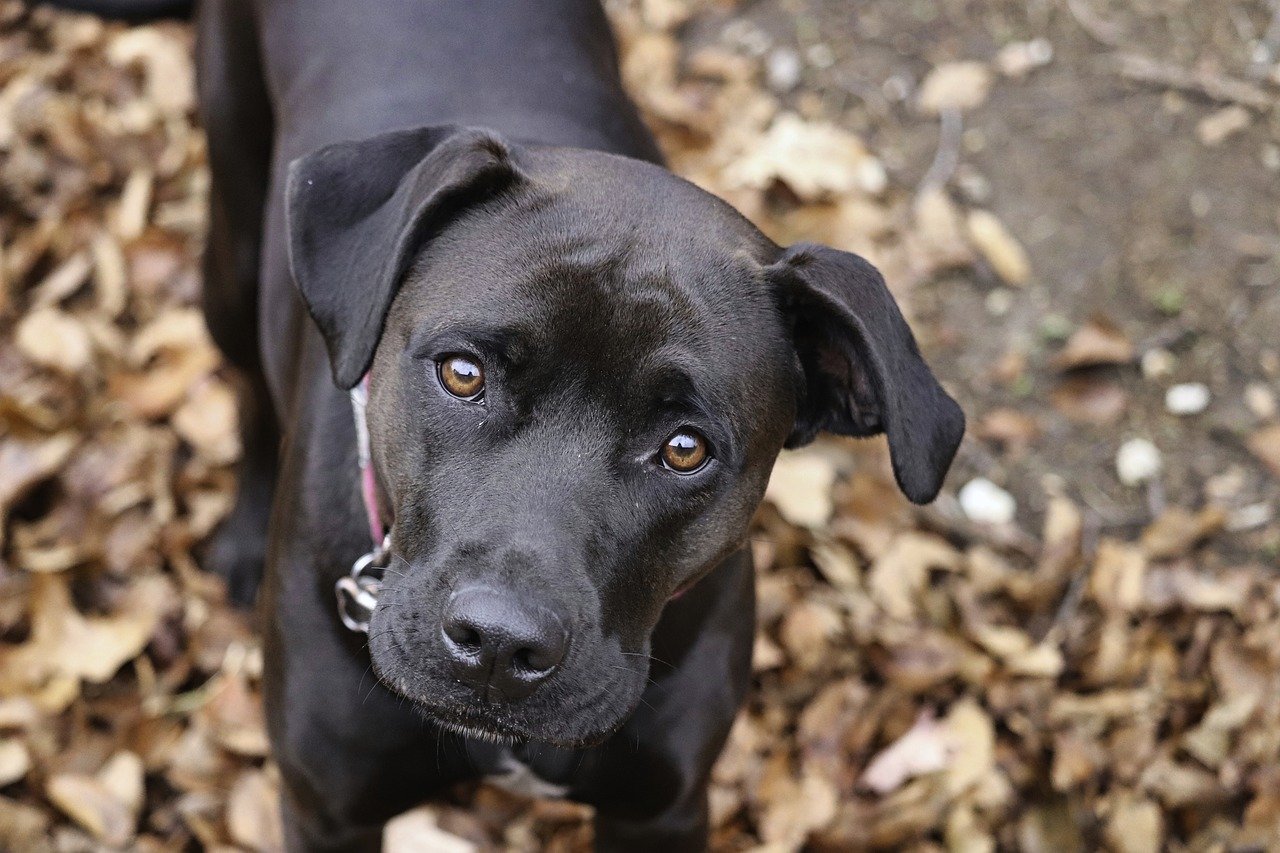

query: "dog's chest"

left=485, top=749, right=569, bottom=800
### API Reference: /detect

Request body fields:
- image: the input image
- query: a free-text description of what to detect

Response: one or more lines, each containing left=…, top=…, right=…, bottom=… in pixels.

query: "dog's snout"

left=441, top=588, right=568, bottom=702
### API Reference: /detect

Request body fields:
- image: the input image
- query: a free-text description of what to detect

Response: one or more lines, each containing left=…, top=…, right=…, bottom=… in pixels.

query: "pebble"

left=765, top=48, right=803, bottom=93
left=1140, top=348, right=1176, bottom=379
left=995, top=38, right=1053, bottom=77
left=1165, top=382, right=1210, bottom=415
left=1117, top=439, right=1162, bottom=486
left=1196, top=105, right=1250, bottom=147
left=958, top=478, right=1017, bottom=525
left=1227, top=503, right=1272, bottom=532
left=806, top=43, right=835, bottom=69
left=856, top=157, right=888, bottom=196
left=1244, top=383, right=1277, bottom=420
left=985, top=288, right=1013, bottom=317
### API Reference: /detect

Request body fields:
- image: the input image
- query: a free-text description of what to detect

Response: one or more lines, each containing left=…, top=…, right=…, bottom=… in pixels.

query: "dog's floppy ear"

left=768, top=243, right=965, bottom=504
left=286, top=125, right=522, bottom=389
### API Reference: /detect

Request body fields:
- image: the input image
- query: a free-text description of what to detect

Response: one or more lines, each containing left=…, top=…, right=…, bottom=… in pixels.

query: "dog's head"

left=286, top=126, right=963, bottom=746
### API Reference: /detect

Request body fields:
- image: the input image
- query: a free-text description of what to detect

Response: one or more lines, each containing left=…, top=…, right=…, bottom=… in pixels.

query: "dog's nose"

left=441, top=588, right=568, bottom=702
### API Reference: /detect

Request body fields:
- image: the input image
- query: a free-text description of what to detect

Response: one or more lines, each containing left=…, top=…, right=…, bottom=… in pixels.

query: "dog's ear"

left=286, top=125, right=522, bottom=389
left=768, top=243, right=965, bottom=504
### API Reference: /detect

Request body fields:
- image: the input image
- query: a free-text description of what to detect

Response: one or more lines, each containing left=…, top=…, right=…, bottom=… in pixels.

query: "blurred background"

left=0, top=0, right=1278, bottom=849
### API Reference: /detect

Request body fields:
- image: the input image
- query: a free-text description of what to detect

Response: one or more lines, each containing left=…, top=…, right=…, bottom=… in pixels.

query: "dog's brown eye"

left=661, top=430, right=709, bottom=474
left=438, top=355, right=484, bottom=400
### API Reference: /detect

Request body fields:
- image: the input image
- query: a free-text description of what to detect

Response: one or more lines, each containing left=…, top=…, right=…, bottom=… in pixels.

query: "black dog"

left=46, top=0, right=964, bottom=848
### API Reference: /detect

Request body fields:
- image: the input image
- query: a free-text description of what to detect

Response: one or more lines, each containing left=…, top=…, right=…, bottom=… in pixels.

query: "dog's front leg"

left=573, top=549, right=756, bottom=852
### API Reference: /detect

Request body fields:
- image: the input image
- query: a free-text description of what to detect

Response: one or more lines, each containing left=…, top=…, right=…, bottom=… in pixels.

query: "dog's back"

left=256, top=0, right=660, bottom=164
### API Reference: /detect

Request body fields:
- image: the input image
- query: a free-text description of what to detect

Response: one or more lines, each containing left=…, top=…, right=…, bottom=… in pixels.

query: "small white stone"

left=958, top=478, right=1017, bottom=525
left=1165, top=382, right=1210, bottom=415
left=1140, top=348, right=1176, bottom=379
left=806, top=43, right=835, bottom=69
left=1116, top=438, right=1162, bottom=486
left=1227, top=503, right=1273, bottom=532
left=1244, top=382, right=1277, bottom=420
left=856, top=157, right=888, bottom=196
left=995, top=38, right=1054, bottom=77
left=985, top=288, right=1013, bottom=317
left=765, top=48, right=803, bottom=93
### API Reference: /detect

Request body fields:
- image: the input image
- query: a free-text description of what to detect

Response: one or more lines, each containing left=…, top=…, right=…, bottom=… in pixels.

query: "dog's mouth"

left=368, top=654, right=637, bottom=749
left=413, top=701, right=531, bottom=744
left=407, top=694, right=626, bottom=749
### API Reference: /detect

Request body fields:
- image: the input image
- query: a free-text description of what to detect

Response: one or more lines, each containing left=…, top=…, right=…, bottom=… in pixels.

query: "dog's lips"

left=414, top=700, right=529, bottom=743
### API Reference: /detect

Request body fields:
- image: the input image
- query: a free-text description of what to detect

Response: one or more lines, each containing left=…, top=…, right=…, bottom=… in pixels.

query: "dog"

left=45, top=0, right=964, bottom=848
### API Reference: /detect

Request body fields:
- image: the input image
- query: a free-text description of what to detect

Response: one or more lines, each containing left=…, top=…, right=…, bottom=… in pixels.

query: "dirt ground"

left=1, top=0, right=1279, bottom=850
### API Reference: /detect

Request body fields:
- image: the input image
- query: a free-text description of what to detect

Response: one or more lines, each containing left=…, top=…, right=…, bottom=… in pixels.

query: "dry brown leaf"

left=1052, top=317, right=1135, bottom=371
left=778, top=599, right=842, bottom=668
left=226, top=769, right=285, bottom=852
left=1049, top=377, right=1128, bottom=425
left=942, top=698, right=996, bottom=797
left=46, top=752, right=143, bottom=847
left=1247, top=424, right=1280, bottom=478
left=0, top=433, right=77, bottom=513
left=1102, top=794, right=1163, bottom=853
left=916, top=61, right=994, bottom=114
left=725, top=113, right=884, bottom=201
left=765, top=450, right=836, bottom=528
left=14, top=307, right=94, bottom=374
left=105, top=26, right=194, bottom=121
left=1140, top=506, right=1225, bottom=559
left=0, top=740, right=31, bottom=787
left=172, top=379, right=241, bottom=464
left=756, top=767, right=839, bottom=847
left=966, top=209, right=1031, bottom=286
left=201, top=673, right=269, bottom=758
left=868, top=532, right=961, bottom=621
left=859, top=711, right=951, bottom=794
left=0, top=573, right=175, bottom=690
left=1089, top=539, right=1146, bottom=613
left=911, top=186, right=974, bottom=272
left=974, top=407, right=1040, bottom=450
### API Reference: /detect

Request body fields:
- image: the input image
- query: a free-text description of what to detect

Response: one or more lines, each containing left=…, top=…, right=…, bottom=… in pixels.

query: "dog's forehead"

left=402, top=151, right=790, bottom=391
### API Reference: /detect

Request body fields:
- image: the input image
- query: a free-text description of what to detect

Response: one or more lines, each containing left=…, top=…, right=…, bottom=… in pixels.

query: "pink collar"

left=349, top=375, right=388, bottom=543
left=335, top=374, right=389, bottom=633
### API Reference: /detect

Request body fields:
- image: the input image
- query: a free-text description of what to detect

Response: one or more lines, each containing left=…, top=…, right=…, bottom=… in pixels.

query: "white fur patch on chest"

left=485, top=750, right=569, bottom=800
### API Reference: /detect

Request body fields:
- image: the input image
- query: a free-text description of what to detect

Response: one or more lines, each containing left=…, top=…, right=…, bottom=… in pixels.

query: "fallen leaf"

left=0, top=741, right=31, bottom=787
left=1050, top=377, right=1128, bottom=424
left=1052, top=317, right=1134, bottom=370
left=859, top=711, right=951, bottom=794
left=46, top=752, right=144, bottom=847
left=227, top=769, right=285, bottom=853
left=0, top=574, right=175, bottom=690
left=1248, top=424, right=1280, bottom=478
left=974, top=408, right=1040, bottom=449
left=14, top=308, right=94, bottom=374
left=725, top=113, right=883, bottom=201
left=765, top=449, right=837, bottom=527
left=1140, top=506, right=1225, bottom=559
left=917, top=61, right=994, bottom=114
left=1102, top=794, right=1163, bottom=853
left=966, top=209, right=1031, bottom=286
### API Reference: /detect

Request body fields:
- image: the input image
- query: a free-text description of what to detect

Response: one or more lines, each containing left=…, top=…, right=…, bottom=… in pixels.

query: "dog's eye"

left=438, top=355, right=485, bottom=400
left=660, top=429, right=710, bottom=474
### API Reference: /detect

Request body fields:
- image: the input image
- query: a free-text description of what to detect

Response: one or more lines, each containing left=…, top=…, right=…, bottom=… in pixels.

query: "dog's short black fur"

left=50, top=0, right=964, bottom=848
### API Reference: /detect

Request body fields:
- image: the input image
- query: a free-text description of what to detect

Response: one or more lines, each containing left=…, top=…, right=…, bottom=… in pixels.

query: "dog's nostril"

left=443, top=620, right=483, bottom=652
left=512, top=646, right=553, bottom=674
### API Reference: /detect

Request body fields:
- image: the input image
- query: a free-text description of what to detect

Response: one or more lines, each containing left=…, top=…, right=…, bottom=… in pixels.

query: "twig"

left=1112, top=52, right=1276, bottom=111
left=1065, top=0, right=1124, bottom=47
left=917, top=106, right=963, bottom=196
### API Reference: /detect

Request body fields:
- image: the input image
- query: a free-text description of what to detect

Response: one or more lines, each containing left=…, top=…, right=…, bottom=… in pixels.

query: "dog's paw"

left=200, top=510, right=267, bottom=607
